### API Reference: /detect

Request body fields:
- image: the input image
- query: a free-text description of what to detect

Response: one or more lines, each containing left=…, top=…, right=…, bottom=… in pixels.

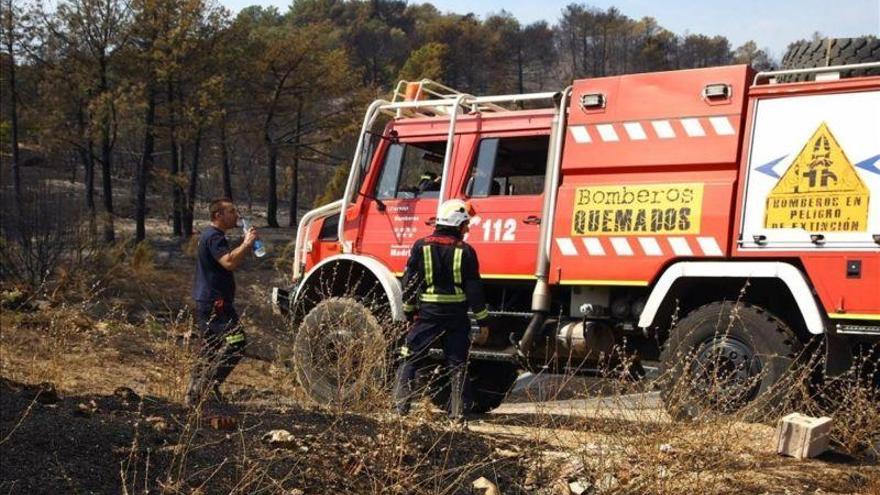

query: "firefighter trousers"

left=185, top=300, right=247, bottom=408
left=393, top=313, right=471, bottom=419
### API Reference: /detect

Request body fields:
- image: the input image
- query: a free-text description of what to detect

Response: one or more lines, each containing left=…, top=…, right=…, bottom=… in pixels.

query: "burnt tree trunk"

left=98, top=57, right=115, bottom=242
left=136, top=86, right=156, bottom=242
left=168, top=79, right=183, bottom=236
left=4, top=28, right=22, bottom=219
left=262, top=68, right=292, bottom=230
left=287, top=98, right=304, bottom=227
left=76, top=105, right=95, bottom=210
left=100, top=126, right=114, bottom=242
left=183, top=128, right=202, bottom=237
left=287, top=153, right=300, bottom=227
left=76, top=102, right=97, bottom=236
left=516, top=44, right=524, bottom=95
left=581, top=29, right=588, bottom=76
left=220, top=113, right=233, bottom=200
left=265, top=137, right=279, bottom=228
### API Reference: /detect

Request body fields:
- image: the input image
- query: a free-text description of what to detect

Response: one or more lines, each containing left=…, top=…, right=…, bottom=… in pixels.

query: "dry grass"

left=2, top=235, right=878, bottom=494
left=269, top=268, right=880, bottom=494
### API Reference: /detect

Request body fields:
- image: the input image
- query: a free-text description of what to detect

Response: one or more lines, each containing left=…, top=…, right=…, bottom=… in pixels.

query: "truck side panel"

left=551, top=169, right=737, bottom=285
left=564, top=65, right=751, bottom=170
left=551, top=66, right=752, bottom=286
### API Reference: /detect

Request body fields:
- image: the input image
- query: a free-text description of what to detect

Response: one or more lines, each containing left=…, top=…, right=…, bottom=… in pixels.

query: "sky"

left=219, top=0, right=880, bottom=60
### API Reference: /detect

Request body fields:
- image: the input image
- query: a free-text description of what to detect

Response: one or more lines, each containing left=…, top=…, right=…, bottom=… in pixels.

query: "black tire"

left=292, top=297, right=391, bottom=407
left=470, top=361, right=520, bottom=413
left=779, top=37, right=880, bottom=82
left=658, top=301, right=805, bottom=420
left=429, top=360, right=520, bottom=414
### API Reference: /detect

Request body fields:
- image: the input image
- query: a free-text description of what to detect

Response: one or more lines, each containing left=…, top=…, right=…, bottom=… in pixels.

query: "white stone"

left=261, top=429, right=295, bottom=445
left=775, top=413, right=833, bottom=459
left=659, top=443, right=675, bottom=454
left=569, top=480, right=590, bottom=494
left=595, top=474, right=619, bottom=493
left=472, top=476, right=500, bottom=495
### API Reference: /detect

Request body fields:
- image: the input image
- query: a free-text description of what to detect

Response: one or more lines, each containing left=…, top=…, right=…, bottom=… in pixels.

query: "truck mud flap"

left=824, top=332, right=854, bottom=378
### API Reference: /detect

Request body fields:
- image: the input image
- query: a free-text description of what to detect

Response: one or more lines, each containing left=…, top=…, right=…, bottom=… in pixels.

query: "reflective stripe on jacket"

left=401, top=229, right=489, bottom=322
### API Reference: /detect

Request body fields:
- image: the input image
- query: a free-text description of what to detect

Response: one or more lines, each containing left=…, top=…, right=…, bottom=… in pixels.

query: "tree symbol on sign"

left=802, top=135, right=838, bottom=189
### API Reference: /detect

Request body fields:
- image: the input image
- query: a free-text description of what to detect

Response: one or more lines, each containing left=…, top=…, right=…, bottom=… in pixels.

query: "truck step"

left=428, top=346, right=518, bottom=363
left=836, top=324, right=880, bottom=335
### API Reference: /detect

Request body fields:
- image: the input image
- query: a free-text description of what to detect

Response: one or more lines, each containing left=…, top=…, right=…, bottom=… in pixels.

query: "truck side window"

left=374, top=140, right=446, bottom=199
left=465, top=135, right=549, bottom=197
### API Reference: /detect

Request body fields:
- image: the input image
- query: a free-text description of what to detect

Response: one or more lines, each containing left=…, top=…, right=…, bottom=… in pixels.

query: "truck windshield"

left=374, top=140, right=447, bottom=199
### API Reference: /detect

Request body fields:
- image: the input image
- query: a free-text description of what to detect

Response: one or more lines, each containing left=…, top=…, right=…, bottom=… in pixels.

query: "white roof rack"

left=753, top=61, right=880, bottom=85
left=388, top=79, right=556, bottom=118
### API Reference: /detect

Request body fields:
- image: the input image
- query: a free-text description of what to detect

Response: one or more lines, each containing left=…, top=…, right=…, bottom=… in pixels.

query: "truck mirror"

left=358, top=191, right=386, bottom=212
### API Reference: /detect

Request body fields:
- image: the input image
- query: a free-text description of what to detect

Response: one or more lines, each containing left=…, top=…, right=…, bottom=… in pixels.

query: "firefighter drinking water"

left=394, top=199, right=490, bottom=422
left=186, top=198, right=258, bottom=409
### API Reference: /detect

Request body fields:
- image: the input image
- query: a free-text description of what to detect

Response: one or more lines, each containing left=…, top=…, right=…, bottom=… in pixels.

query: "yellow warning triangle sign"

left=765, top=122, right=869, bottom=232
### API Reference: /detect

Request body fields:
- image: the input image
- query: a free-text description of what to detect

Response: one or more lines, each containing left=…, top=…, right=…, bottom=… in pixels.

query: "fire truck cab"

left=275, top=61, right=880, bottom=415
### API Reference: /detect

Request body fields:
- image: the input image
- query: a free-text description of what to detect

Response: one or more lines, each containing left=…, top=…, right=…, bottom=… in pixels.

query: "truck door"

left=461, top=133, right=550, bottom=279
left=357, top=137, right=456, bottom=272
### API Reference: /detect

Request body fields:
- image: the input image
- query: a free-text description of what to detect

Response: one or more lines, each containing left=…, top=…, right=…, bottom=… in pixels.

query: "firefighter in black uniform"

left=394, top=199, right=489, bottom=421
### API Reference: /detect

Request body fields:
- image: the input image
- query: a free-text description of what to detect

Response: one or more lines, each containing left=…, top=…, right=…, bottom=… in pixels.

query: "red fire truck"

left=274, top=53, right=880, bottom=415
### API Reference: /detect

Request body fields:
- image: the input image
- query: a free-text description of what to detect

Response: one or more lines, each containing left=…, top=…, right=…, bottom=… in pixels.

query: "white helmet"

left=436, top=199, right=474, bottom=227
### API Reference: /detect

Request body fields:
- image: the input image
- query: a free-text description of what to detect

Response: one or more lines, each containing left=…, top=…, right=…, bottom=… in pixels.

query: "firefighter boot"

left=393, top=361, right=415, bottom=416
left=184, top=362, right=211, bottom=409
left=448, top=364, right=468, bottom=422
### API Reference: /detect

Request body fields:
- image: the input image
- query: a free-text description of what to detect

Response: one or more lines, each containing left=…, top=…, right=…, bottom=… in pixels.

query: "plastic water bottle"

left=241, top=218, right=267, bottom=257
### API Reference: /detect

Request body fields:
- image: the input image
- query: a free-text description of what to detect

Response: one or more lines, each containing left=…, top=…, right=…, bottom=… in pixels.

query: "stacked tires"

left=779, top=37, right=880, bottom=81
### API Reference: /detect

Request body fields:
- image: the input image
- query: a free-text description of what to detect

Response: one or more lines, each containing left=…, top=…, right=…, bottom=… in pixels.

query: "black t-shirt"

left=192, top=226, right=236, bottom=303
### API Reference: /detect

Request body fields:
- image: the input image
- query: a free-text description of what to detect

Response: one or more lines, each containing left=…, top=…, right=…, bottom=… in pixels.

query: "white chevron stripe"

left=709, top=116, right=735, bottom=136
left=680, top=118, right=706, bottom=137
left=555, top=236, right=724, bottom=257
left=596, top=124, right=619, bottom=142
left=697, top=236, right=723, bottom=256
left=668, top=237, right=693, bottom=256
left=569, top=118, right=735, bottom=144
left=610, top=237, right=634, bottom=256
left=582, top=237, right=605, bottom=256
left=651, top=120, right=676, bottom=139
left=556, top=238, right=578, bottom=256
left=623, top=122, right=647, bottom=140
left=638, top=237, right=663, bottom=256
left=570, top=125, right=591, bottom=143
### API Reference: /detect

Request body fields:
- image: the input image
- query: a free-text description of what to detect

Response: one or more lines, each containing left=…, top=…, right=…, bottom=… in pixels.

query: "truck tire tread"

left=658, top=301, right=805, bottom=420
left=780, top=37, right=880, bottom=82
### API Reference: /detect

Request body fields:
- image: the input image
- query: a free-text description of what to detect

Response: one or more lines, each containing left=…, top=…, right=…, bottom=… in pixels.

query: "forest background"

left=0, top=0, right=809, bottom=248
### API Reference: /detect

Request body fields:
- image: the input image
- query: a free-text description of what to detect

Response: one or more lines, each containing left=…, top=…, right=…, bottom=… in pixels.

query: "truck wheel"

left=429, top=361, right=519, bottom=414
left=779, top=37, right=880, bottom=82
left=658, top=301, right=804, bottom=420
left=292, top=297, right=390, bottom=407
left=469, top=361, right=519, bottom=413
